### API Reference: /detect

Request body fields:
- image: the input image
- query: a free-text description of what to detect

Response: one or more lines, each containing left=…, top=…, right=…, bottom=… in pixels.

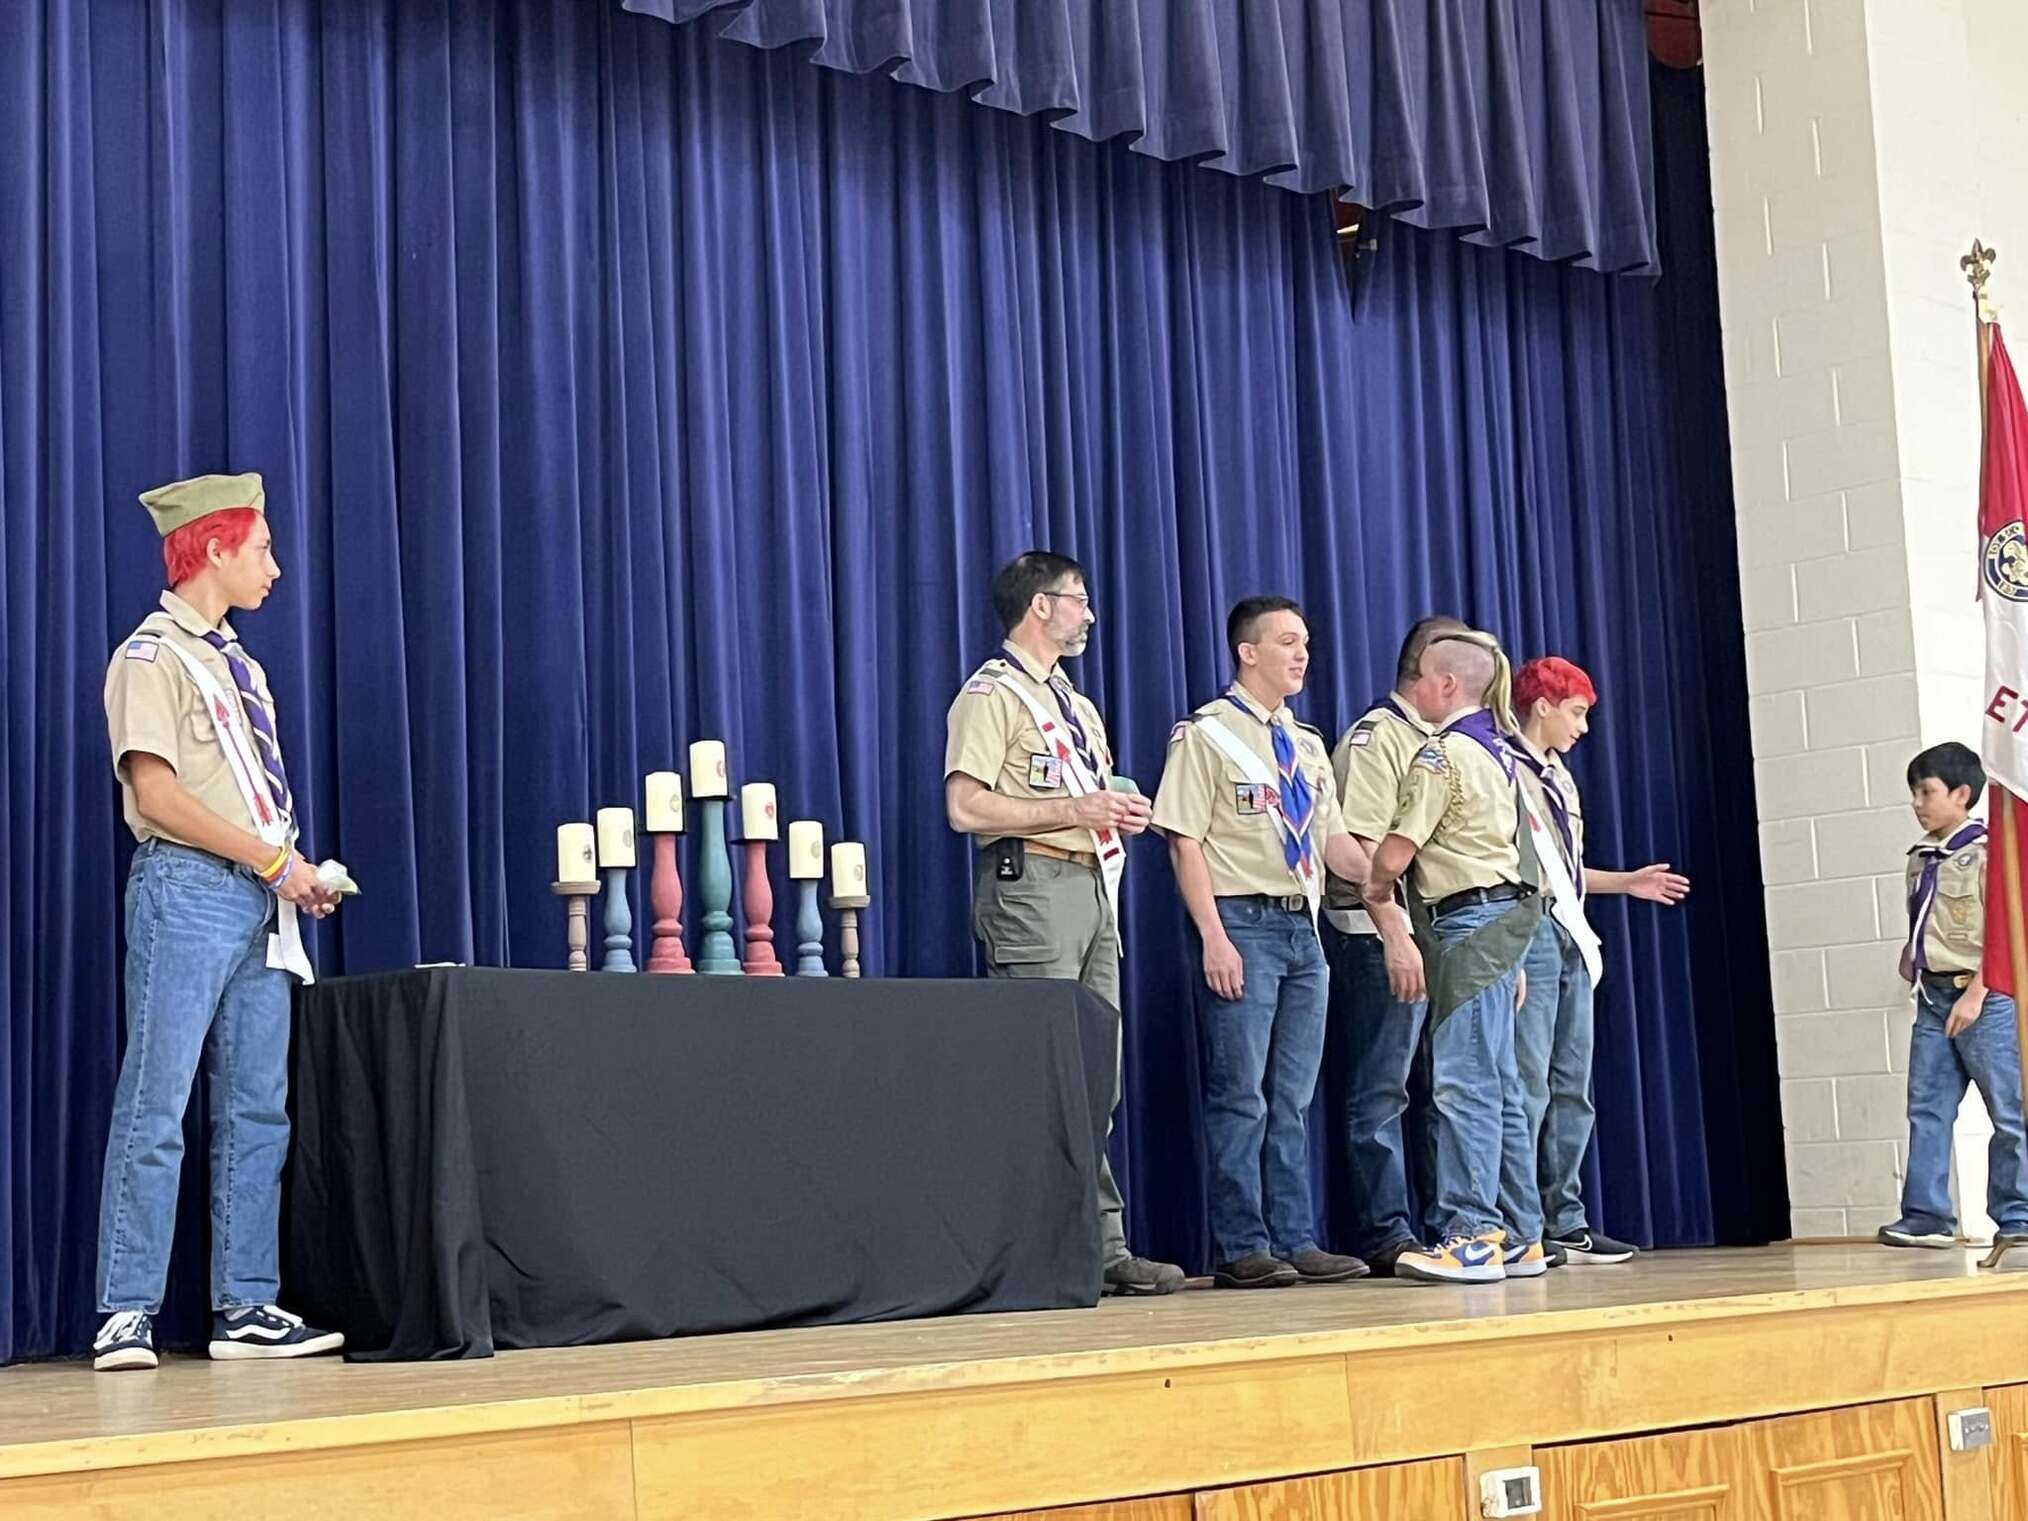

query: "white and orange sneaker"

left=1395, top=1233, right=1506, bottom=1285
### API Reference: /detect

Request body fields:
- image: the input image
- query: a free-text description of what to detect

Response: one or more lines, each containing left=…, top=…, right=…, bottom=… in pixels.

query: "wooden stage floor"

left=4, top=1244, right=2026, bottom=1518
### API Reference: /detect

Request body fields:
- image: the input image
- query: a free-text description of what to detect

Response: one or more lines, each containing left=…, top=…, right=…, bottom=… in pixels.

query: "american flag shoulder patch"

left=125, top=639, right=159, bottom=663
left=964, top=678, right=996, bottom=696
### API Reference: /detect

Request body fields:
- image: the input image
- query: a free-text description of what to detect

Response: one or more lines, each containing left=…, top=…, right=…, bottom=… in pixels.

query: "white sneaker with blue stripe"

left=93, top=1310, right=158, bottom=1372
left=209, top=1304, right=345, bottom=1360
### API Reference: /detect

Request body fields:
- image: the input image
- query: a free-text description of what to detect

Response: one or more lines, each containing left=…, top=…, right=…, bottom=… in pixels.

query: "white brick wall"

left=1703, top=0, right=2023, bottom=1242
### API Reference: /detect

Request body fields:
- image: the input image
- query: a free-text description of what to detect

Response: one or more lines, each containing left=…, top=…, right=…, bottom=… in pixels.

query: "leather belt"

left=1239, top=893, right=1310, bottom=913
left=1918, top=968, right=1974, bottom=991
left=1023, top=839, right=1099, bottom=870
left=1431, top=883, right=1534, bottom=919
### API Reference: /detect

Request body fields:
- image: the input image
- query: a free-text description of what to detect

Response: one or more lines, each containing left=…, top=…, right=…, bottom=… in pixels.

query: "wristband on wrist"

left=268, top=856, right=294, bottom=893
left=258, top=845, right=291, bottom=882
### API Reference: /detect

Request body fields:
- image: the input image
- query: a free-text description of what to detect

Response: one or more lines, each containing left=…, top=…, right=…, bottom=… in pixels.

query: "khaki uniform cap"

left=139, top=472, right=266, bottom=538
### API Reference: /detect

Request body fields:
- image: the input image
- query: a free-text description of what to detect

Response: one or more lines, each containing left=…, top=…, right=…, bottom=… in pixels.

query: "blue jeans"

left=1194, top=898, right=1330, bottom=1263
left=1512, top=917, right=1597, bottom=1238
left=1426, top=900, right=1538, bottom=1243
left=1900, top=978, right=2028, bottom=1236
left=1323, top=923, right=1431, bottom=1255
left=97, top=842, right=292, bottom=1313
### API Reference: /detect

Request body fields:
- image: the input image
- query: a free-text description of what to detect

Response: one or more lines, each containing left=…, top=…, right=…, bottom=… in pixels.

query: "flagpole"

left=1965, top=245, right=2028, bottom=1258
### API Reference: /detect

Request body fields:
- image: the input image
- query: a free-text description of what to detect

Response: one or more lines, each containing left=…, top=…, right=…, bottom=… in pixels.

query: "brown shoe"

left=1287, top=1247, right=1370, bottom=1283
left=1103, top=1255, right=1185, bottom=1296
left=1213, top=1251, right=1300, bottom=1289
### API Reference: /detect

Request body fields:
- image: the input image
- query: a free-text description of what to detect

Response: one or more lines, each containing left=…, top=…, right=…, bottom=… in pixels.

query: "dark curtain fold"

left=619, top=0, right=1662, bottom=272
left=0, top=1, right=1779, bottom=1363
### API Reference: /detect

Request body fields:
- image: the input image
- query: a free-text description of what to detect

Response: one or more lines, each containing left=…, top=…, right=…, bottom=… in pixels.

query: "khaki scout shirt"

left=1326, top=694, right=1432, bottom=928
left=1514, top=735, right=1586, bottom=880
left=1906, top=828, right=1987, bottom=976
left=104, top=590, right=279, bottom=847
left=1389, top=708, right=1525, bottom=903
left=1152, top=684, right=1346, bottom=898
left=944, top=640, right=1114, bottom=858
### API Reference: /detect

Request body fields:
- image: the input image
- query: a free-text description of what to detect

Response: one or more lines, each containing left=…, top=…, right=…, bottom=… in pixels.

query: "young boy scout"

left=93, top=472, right=344, bottom=1371
left=1880, top=742, right=2028, bottom=1252
left=1361, top=630, right=1544, bottom=1285
left=1154, top=596, right=1373, bottom=1289
left=944, top=550, right=1184, bottom=1296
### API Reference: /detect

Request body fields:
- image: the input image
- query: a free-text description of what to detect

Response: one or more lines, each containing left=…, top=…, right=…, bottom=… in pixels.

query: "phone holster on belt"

left=991, top=837, right=1026, bottom=882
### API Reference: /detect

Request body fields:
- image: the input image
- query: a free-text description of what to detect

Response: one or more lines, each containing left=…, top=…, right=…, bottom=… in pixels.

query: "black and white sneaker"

left=1878, top=1221, right=1956, bottom=1250
left=209, top=1304, right=345, bottom=1360
left=1548, top=1229, right=1637, bottom=1265
left=93, top=1310, right=158, bottom=1372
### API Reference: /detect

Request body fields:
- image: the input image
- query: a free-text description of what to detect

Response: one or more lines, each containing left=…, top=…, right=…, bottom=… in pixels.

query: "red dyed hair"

left=162, top=507, right=260, bottom=588
left=1513, top=656, right=1598, bottom=718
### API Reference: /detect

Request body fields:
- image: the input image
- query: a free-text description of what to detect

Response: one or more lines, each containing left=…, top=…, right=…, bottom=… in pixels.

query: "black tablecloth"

left=284, top=969, right=1116, bottom=1360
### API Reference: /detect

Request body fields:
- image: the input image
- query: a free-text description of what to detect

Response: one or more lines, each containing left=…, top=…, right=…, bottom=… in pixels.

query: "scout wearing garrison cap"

left=91, top=472, right=345, bottom=1373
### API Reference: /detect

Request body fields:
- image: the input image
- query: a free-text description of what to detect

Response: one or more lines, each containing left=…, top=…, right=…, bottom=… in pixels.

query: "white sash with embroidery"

left=988, top=669, right=1128, bottom=928
left=1515, top=782, right=1603, bottom=989
left=1193, top=711, right=1322, bottom=925
left=134, top=621, right=314, bottom=984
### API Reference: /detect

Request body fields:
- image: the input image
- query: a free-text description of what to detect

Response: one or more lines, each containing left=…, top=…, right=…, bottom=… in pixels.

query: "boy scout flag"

left=1975, top=321, right=2028, bottom=1001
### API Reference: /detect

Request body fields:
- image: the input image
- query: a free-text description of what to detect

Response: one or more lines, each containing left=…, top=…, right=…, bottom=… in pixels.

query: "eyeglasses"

left=1042, top=590, right=1093, bottom=612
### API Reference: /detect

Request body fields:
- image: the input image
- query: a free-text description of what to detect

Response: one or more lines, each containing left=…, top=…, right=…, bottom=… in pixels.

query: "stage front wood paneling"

left=1, top=1247, right=2024, bottom=1520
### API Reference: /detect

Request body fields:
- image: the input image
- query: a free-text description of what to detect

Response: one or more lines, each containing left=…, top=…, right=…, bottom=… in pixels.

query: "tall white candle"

left=556, top=823, right=596, bottom=885
left=596, top=806, right=636, bottom=868
left=688, top=740, right=729, bottom=798
left=644, top=771, right=685, bottom=832
left=830, top=841, right=868, bottom=900
left=788, top=820, right=824, bottom=878
left=740, top=782, right=779, bottom=841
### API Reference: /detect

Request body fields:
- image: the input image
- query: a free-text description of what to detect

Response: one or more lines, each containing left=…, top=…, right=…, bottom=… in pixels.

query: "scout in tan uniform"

left=1880, top=742, right=2027, bottom=1249
left=1361, top=630, right=1544, bottom=1285
left=945, top=550, right=1183, bottom=1296
left=1324, top=614, right=1465, bottom=1271
left=92, top=473, right=344, bottom=1373
left=1153, top=596, right=1372, bottom=1288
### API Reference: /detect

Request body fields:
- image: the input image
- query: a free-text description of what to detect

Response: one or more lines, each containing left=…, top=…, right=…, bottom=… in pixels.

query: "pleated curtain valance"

left=618, top=0, right=1661, bottom=274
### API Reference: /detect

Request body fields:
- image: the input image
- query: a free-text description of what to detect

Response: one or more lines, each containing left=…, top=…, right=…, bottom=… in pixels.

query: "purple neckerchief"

left=1508, top=738, right=1577, bottom=886
left=1907, top=820, right=1987, bottom=971
left=1443, top=707, right=1516, bottom=783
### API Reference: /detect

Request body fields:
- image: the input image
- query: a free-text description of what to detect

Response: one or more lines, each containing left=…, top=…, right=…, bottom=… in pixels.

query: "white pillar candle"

left=644, top=771, right=685, bottom=832
left=740, top=782, right=779, bottom=841
left=556, top=822, right=597, bottom=885
left=596, top=806, right=636, bottom=868
left=688, top=740, right=729, bottom=798
left=830, top=841, right=868, bottom=899
left=788, top=820, right=824, bottom=878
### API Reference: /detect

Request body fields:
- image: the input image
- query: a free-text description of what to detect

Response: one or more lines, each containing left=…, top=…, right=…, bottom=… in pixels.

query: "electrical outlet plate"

left=1948, top=1407, right=1994, bottom=1452
left=1480, top=1466, right=1543, bottom=1517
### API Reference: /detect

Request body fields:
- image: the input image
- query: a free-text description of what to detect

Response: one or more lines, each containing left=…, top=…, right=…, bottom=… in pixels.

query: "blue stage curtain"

left=618, top=0, right=1661, bottom=273
left=0, top=1, right=1779, bottom=1362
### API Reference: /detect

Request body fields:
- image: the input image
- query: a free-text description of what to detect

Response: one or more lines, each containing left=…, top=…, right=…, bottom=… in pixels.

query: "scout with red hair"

left=1509, top=654, right=1690, bottom=1267
left=91, top=472, right=345, bottom=1372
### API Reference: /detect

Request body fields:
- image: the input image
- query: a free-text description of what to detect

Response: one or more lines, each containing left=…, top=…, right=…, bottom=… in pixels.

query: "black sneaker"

left=1877, top=1221, right=1956, bottom=1249
left=1548, top=1229, right=1637, bottom=1265
left=1364, top=1236, right=1423, bottom=1278
left=1103, top=1255, right=1186, bottom=1296
left=209, top=1304, right=345, bottom=1360
left=1287, top=1247, right=1370, bottom=1283
left=93, top=1310, right=158, bottom=1372
left=1213, top=1251, right=1300, bottom=1289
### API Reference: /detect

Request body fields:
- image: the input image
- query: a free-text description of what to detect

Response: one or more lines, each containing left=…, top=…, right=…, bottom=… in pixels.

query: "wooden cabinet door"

left=1192, top=1458, right=1466, bottom=1520
left=1541, top=1425, right=1750, bottom=1521
left=1740, top=1398, right=1947, bottom=1521
left=1991, top=1383, right=2028, bottom=1521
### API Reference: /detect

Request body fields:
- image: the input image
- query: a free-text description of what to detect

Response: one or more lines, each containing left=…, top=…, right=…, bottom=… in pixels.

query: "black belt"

left=1238, top=893, right=1310, bottom=913
left=1430, top=883, right=1533, bottom=919
left=1918, top=969, right=1973, bottom=991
